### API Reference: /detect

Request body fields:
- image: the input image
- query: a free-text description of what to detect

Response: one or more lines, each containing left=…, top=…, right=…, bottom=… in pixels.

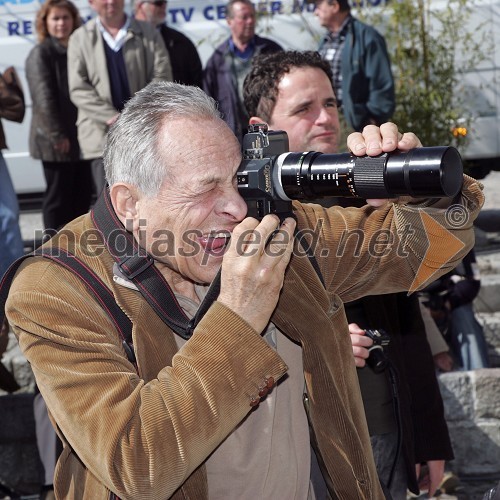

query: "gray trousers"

left=34, top=393, right=57, bottom=486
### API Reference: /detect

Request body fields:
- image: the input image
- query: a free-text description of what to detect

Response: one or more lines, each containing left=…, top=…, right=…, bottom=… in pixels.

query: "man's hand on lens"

left=347, top=122, right=423, bottom=157
left=346, top=122, right=423, bottom=207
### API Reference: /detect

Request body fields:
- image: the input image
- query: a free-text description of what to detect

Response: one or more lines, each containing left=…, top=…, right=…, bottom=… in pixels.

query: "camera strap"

left=386, top=360, right=402, bottom=491
left=0, top=247, right=139, bottom=371
left=0, top=187, right=325, bottom=365
left=91, top=187, right=220, bottom=341
left=92, top=189, right=325, bottom=339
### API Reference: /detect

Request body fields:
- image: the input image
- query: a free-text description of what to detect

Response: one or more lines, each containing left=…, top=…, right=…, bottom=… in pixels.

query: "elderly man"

left=243, top=50, right=455, bottom=498
left=203, top=0, right=282, bottom=142
left=5, top=81, right=482, bottom=500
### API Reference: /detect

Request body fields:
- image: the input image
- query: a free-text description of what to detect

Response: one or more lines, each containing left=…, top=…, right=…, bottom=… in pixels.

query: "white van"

left=450, top=0, right=500, bottom=179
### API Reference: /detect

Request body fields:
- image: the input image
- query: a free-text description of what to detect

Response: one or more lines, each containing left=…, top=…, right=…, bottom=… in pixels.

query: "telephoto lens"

left=274, top=146, right=463, bottom=201
left=238, top=126, right=464, bottom=219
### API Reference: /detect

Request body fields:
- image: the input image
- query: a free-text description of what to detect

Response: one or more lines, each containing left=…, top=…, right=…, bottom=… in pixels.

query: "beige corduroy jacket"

left=6, top=176, right=483, bottom=499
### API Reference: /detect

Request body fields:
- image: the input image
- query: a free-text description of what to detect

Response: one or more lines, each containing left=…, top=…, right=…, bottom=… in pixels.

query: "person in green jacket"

left=315, top=0, right=395, bottom=132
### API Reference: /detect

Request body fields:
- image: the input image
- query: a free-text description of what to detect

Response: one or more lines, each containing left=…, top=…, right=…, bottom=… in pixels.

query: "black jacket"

left=203, top=35, right=282, bottom=140
left=355, top=292, right=454, bottom=494
left=333, top=197, right=453, bottom=495
left=26, top=37, right=80, bottom=162
left=159, top=25, right=202, bottom=88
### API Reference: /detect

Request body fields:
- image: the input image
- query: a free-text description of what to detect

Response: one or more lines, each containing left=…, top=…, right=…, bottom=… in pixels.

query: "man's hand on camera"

left=349, top=323, right=373, bottom=368
left=218, top=215, right=296, bottom=334
left=347, top=122, right=423, bottom=207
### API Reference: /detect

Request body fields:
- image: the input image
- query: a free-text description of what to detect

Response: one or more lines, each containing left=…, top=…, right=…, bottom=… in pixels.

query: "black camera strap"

left=386, top=360, right=402, bottom=491
left=1, top=188, right=324, bottom=367
left=91, top=188, right=221, bottom=341
left=92, top=189, right=325, bottom=339
left=0, top=246, right=139, bottom=371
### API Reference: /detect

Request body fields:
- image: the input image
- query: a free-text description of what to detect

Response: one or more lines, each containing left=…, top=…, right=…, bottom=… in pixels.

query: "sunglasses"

left=142, top=0, right=167, bottom=6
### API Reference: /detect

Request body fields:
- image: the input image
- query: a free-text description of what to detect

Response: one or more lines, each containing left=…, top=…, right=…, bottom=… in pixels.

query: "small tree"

left=360, top=0, right=491, bottom=149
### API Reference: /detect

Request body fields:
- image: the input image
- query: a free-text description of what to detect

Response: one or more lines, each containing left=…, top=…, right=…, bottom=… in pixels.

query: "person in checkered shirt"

left=315, top=0, right=395, bottom=132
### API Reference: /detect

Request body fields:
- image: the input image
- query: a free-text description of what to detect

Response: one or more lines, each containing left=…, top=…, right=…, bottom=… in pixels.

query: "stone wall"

left=439, top=369, right=500, bottom=486
left=438, top=250, right=500, bottom=498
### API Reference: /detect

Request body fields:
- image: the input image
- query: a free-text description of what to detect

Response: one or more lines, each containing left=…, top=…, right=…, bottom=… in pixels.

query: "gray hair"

left=104, top=81, right=221, bottom=196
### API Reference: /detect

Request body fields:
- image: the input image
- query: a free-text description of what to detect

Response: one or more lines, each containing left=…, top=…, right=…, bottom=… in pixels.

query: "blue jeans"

left=450, top=303, right=490, bottom=370
left=0, top=151, right=24, bottom=278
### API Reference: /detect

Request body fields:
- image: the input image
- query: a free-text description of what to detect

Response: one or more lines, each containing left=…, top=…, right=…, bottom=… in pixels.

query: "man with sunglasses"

left=134, top=0, right=202, bottom=87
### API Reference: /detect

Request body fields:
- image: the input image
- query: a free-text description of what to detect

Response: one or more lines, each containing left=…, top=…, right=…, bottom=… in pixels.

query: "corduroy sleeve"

left=293, top=175, right=484, bottom=302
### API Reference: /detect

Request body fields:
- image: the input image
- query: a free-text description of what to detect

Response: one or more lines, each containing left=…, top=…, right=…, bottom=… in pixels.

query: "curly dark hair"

left=243, top=51, right=334, bottom=123
left=35, top=0, right=81, bottom=43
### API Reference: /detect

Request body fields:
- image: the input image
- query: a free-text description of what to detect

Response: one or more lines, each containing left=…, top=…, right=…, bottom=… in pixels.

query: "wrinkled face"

left=268, top=67, right=340, bottom=153
left=89, top=0, right=124, bottom=22
left=136, top=0, right=166, bottom=26
left=314, top=0, right=337, bottom=27
left=136, top=117, right=248, bottom=285
left=46, top=6, right=74, bottom=43
left=227, top=2, right=256, bottom=45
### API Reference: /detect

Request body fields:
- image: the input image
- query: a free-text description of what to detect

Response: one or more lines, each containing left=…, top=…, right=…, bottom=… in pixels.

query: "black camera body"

left=237, top=124, right=464, bottom=220
left=364, top=328, right=391, bottom=373
left=237, top=124, right=293, bottom=220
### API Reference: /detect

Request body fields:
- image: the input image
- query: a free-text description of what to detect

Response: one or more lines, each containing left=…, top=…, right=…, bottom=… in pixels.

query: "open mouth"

left=200, top=232, right=231, bottom=256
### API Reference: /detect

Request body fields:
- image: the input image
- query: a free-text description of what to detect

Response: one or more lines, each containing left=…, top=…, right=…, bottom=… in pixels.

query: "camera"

left=364, top=328, right=391, bottom=373
left=237, top=124, right=464, bottom=219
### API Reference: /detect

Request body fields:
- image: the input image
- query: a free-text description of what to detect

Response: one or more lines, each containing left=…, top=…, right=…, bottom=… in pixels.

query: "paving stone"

left=439, top=372, right=475, bottom=421
left=474, top=369, right=500, bottom=419
left=447, top=420, right=500, bottom=477
left=475, top=275, right=500, bottom=313
left=0, top=394, right=42, bottom=495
